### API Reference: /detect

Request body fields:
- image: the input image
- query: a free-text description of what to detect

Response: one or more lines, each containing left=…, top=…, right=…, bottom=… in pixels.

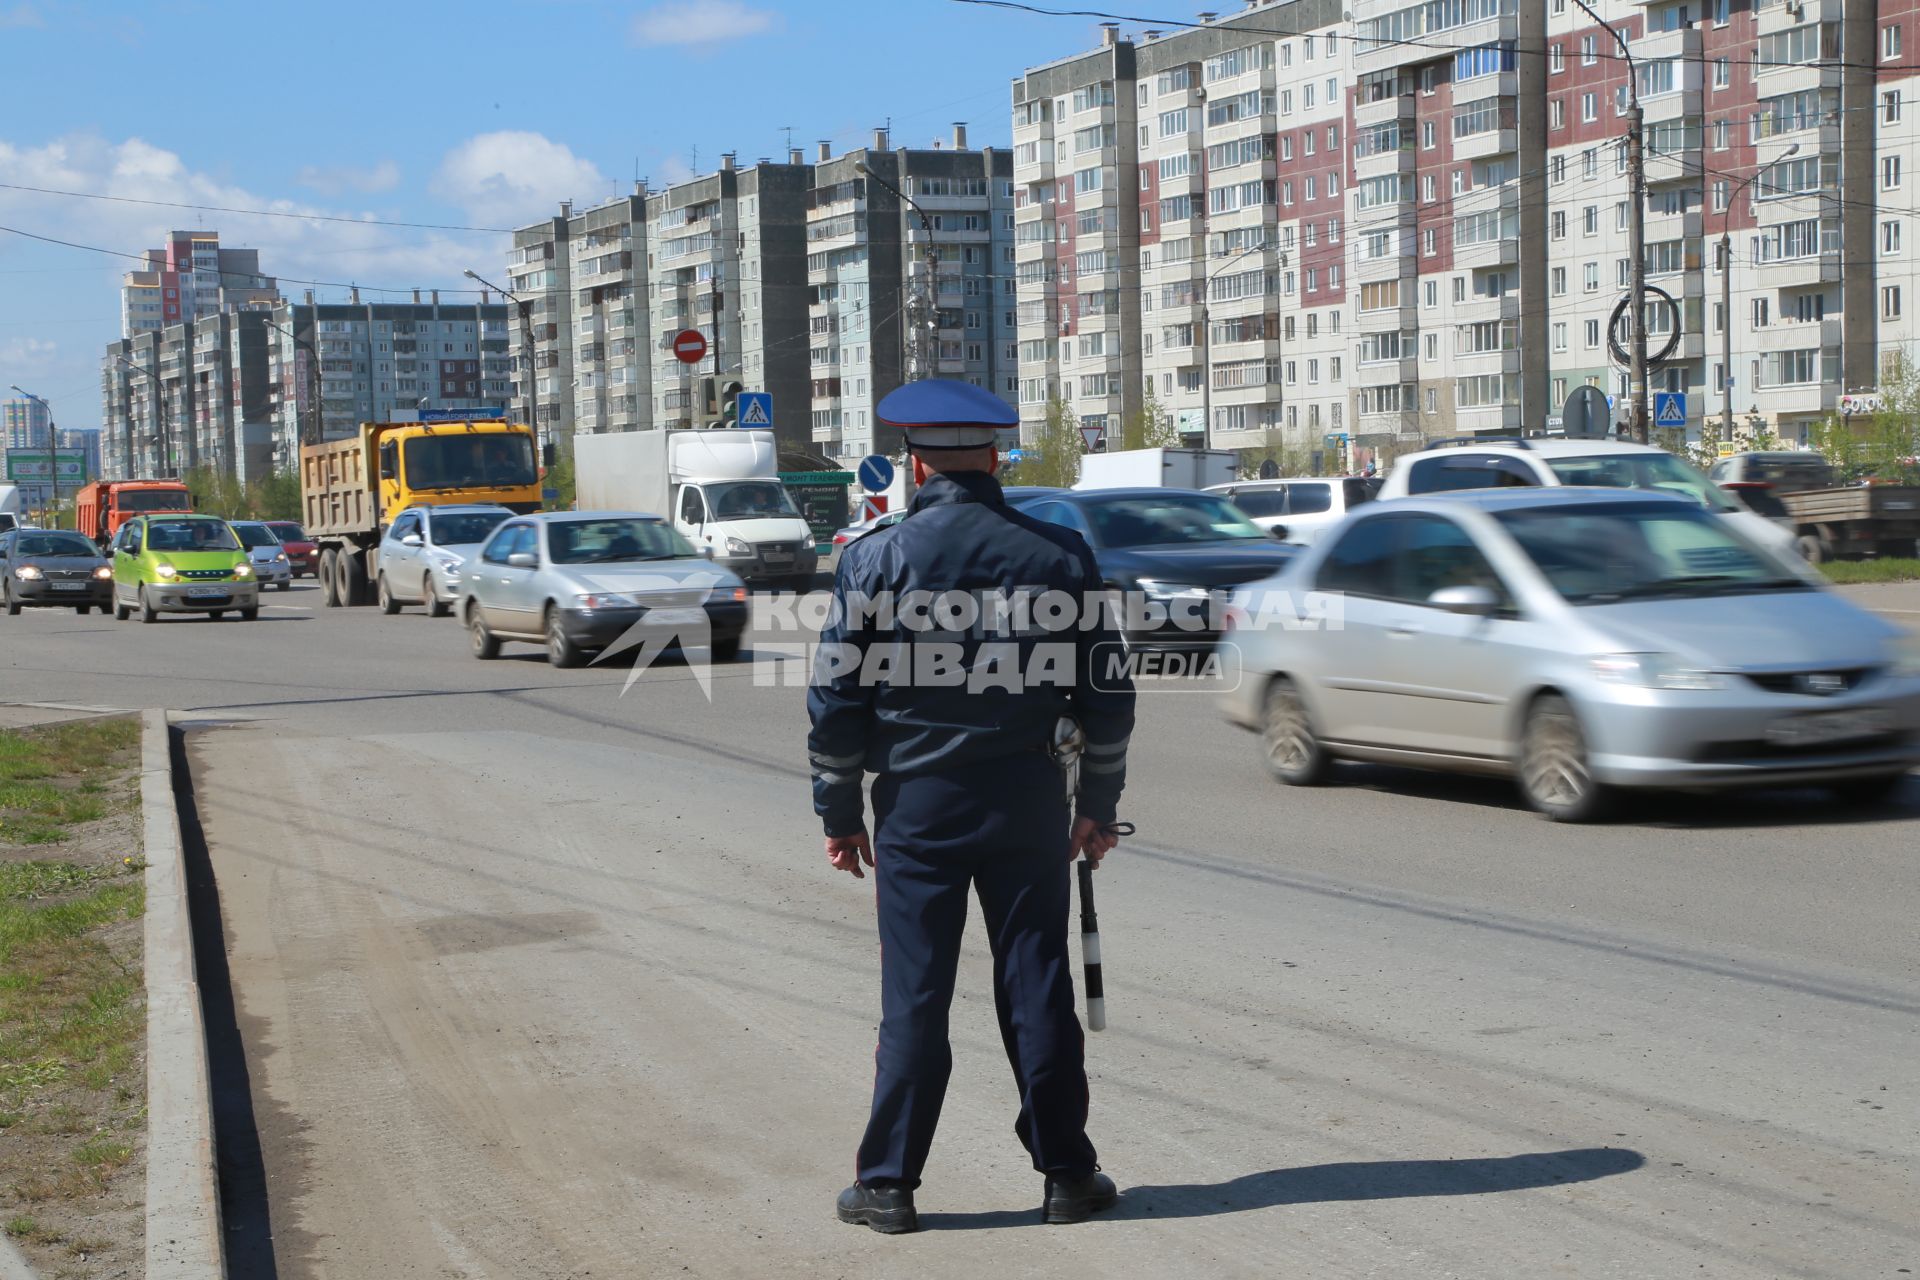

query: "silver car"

left=458, top=512, right=751, bottom=668
left=1222, top=488, right=1920, bottom=821
left=376, top=504, right=515, bottom=617
left=228, top=521, right=294, bottom=590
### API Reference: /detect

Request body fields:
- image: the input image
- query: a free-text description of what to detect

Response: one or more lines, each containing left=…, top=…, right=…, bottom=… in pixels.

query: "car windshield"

left=1544, top=453, right=1737, bottom=511
left=145, top=520, right=241, bottom=552
left=15, top=533, right=97, bottom=557
left=1084, top=494, right=1271, bottom=547
left=430, top=511, right=511, bottom=546
left=704, top=481, right=800, bottom=521
left=267, top=523, right=308, bottom=542
left=232, top=525, right=280, bottom=549
left=1495, top=502, right=1809, bottom=604
left=119, top=488, right=191, bottom=512
left=404, top=434, right=537, bottom=491
left=546, top=518, right=695, bottom=564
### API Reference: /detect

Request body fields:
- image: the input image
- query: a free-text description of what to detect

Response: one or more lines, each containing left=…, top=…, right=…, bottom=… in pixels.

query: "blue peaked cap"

left=877, top=379, right=1017, bottom=450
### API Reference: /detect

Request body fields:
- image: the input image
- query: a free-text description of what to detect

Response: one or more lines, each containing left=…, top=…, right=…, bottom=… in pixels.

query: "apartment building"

left=508, top=211, right=574, bottom=448
left=806, top=128, right=1018, bottom=459
left=3, top=395, right=52, bottom=450
left=1014, top=0, right=1896, bottom=458
left=120, top=231, right=279, bottom=338
left=564, top=191, right=652, bottom=436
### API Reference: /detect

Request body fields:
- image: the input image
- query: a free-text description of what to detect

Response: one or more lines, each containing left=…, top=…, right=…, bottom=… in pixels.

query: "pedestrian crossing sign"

left=1654, top=392, right=1687, bottom=426
left=738, top=391, right=773, bottom=428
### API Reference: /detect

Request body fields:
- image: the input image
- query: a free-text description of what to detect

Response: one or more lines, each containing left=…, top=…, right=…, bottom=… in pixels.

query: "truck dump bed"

left=301, top=437, right=374, bottom=538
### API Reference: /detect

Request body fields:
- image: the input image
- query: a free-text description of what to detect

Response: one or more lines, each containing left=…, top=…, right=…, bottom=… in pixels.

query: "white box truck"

left=0, top=483, right=22, bottom=534
left=574, top=429, right=819, bottom=587
left=1075, top=447, right=1238, bottom=492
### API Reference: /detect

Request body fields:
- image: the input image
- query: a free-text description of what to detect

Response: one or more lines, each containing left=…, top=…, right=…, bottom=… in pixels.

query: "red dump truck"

left=73, top=480, right=193, bottom=547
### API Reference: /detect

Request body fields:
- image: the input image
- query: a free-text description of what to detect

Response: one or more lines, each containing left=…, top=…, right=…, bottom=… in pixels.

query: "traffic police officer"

left=808, top=379, right=1135, bottom=1233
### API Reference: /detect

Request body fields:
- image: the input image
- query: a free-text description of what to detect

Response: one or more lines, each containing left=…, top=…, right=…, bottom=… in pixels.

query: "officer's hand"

left=826, top=831, right=875, bottom=879
left=1070, top=816, right=1119, bottom=866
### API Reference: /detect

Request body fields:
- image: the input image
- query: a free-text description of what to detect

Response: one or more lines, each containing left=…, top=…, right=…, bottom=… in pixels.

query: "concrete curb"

left=0, top=1233, right=41, bottom=1280
left=141, top=709, right=226, bottom=1278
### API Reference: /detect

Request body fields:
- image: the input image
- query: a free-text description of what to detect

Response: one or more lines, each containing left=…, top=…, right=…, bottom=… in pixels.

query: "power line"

left=0, top=181, right=511, bottom=234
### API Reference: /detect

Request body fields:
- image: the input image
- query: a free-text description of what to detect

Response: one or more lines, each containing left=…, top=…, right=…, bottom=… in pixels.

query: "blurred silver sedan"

left=1222, top=488, right=1920, bottom=821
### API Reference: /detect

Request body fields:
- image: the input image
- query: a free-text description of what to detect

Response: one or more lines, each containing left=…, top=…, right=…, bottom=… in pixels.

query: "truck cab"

left=370, top=424, right=542, bottom=523
left=75, top=480, right=194, bottom=547
left=673, top=475, right=817, bottom=587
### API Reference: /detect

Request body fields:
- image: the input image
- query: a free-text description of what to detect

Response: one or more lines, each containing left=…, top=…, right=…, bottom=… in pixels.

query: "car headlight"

left=92, top=565, right=113, bottom=581
left=1591, top=652, right=1725, bottom=690
left=431, top=553, right=463, bottom=571
left=725, top=536, right=752, bottom=556
left=273, top=553, right=288, bottom=563
left=801, top=532, right=817, bottom=551
left=575, top=592, right=638, bottom=610
left=706, top=585, right=749, bottom=603
left=154, top=562, right=179, bottom=580
left=1890, top=633, right=1920, bottom=678
left=232, top=563, right=254, bottom=579
left=1136, top=578, right=1206, bottom=601
left=13, top=564, right=43, bottom=580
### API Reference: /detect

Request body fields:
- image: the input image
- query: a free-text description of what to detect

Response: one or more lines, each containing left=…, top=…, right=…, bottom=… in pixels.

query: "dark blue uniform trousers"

left=857, top=751, right=1099, bottom=1189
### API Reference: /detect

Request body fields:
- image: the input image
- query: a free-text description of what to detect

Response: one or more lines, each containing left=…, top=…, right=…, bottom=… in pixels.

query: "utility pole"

left=1571, top=0, right=1648, bottom=442
left=854, top=159, right=935, bottom=381
left=1719, top=144, right=1800, bottom=446
left=464, top=270, right=537, bottom=447
left=115, top=354, right=173, bottom=479
left=263, top=317, right=323, bottom=449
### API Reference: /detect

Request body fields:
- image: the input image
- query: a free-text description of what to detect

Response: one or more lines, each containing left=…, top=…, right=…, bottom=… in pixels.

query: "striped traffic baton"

left=1077, top=822, right=1132, bottom=1033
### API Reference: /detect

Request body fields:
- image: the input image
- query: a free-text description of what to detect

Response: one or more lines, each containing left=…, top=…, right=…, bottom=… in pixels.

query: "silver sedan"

left=458, top=512, right=751, bottom=668
left=1221, top=488, right=1920, bottom=821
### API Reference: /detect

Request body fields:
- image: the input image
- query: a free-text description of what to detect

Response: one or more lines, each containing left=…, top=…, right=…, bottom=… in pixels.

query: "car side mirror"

left=401, top=534, right=423, bottom=548
left=1268, top=524, right=1289, bottom=542
left=1428, top=585, right=1500, bottom=617
left=506, top=552, right=538, bottom=569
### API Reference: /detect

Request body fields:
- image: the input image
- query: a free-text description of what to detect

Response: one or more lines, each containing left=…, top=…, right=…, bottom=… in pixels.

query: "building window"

left=1551, top=211, right=1566, bottom=239
left=1582, top=148, right=1597, bottom=179
left=1423, top=227, right=1438, bottom=255
left=1551, top=155, right=1566, bottom=183
left=1551, top=42, right=1565, bottom=73
left=1884, top=220, right=1904, bottom=255
left=1713, top=179, right=1729, bottom=212
left=1424, top=279, right=1438, bottom=308
left=1581, top=34, right=1597, bottom=65
left=1714, top=57, right=1730, bottom=88
left=1888, top=286, right=1905, bottom=320
left=1886, top=90, right=1904, bottom=125
left=1584, top=262, right=1599, bottom=292
left=1886, top=156, right=1904, bottom=190
left=1884, top=24, right=1903, bottom=60
left=1422, top=174, right=1437, bottom=202
left=1552, top=265, right=1567, bottom=294
left=1423, top=120, right=1437, bottom=149
left=1713, top=0, right=1729, bottom=23
left=1452, top=276, right=1466, bottom=302
left=1581, top=92, right=1597, bottom=123
left=1585, top=319, right=1601, bottom=348
left=1583, top=205, right=1598, bottom=235
left=1550, top=99, right=1566, bottom=129
left=1552, top=323, right=1567, bottom=352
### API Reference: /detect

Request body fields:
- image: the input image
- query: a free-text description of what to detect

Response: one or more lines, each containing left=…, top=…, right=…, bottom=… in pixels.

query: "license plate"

left=1766, top=708, right=1891, bottom=748
left=49, top=582, right=86, bottom=592
left=643, top=607, right=707, bottom=628
left=185, top=586, right=228, bottom=600
left=762, top=553, right=793, bottom=565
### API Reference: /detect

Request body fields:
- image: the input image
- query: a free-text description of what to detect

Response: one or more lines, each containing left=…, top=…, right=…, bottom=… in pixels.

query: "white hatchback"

left=1376, top=437, right=1807, bottom=565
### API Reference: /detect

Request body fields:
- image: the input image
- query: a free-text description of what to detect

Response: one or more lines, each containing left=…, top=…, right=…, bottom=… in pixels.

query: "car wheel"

left=1260, top=676, right=1331, bottom=785
left=1829, top=772, right=1908, bottom=807
left=1794, top=533, right=1828, bottom=563
left=210, top=611, right=225, bottom=621
left=1518, top=694, right=1610, bottom=822
left=318, top=549, right=340, bottom=607
left=75, top=605, right=90, bottom=615
left=711, top=634, right=743, bottom=663
left=545, top=606, right=585, bottom=668
left=240, top=607, right=259, bottom=622
left=4, top=585, right=18, bottom=617
left=140, top=586, right=159, bottom=625
left=467, top=603, right=499, bottom=660
left=277, top=580, right=292, bottom=592
left=377, top=574, right=401, bottom=615
left=424, top=576, right=450, bottom=618
left=114, top=594, right=130, bottom=622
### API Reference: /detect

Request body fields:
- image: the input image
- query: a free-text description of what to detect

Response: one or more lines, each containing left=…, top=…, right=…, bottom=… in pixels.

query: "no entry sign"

left=671, top=328, right=708, bottom=365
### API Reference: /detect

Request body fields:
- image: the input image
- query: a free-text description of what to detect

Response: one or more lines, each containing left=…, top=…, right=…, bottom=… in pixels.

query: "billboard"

left=4, top=448, right=88, bottom=484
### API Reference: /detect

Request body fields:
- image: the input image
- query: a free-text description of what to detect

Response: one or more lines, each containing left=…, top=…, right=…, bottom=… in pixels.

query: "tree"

left=1005, top=396, right=1082, bottom=489
left=1236, top=429, right=1315, bottom=479
left=1117, top=381, right=1177, bottom=452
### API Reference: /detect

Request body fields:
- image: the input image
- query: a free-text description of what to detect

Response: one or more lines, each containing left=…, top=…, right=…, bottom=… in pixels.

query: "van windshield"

left=705, top=481, right=800, bottom=521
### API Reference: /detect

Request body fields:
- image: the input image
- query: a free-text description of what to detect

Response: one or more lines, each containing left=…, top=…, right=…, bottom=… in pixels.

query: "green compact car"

left=110, top=514, right=261, bottom=623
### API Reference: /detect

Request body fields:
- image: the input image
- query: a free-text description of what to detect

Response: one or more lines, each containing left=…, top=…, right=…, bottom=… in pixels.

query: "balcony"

left=1453, top=125, right=1517, bottom=164
left=1451, top=291, right=1523, bottom=324
left=1453, top=236, right=1520, bottom=271
left=1752, top=378, right=1838, bottom=418
left=1352, top=138, right=1416, bottom=182
left=1354, top=354, right=1419, bottom=385
left=1451, top=345, right=1523, bottom=376
left=1455, top=401, right=1525, bottom=433
left=1756, top=251, right=1843, bottom=289
left=1755, top=0, right=1839, bottom=38
left=1354, top=248, right=1411, bottom=284
left=1753, top=316, right=1842, bottom=352
left=1353, top=90, right=1416, bottom=129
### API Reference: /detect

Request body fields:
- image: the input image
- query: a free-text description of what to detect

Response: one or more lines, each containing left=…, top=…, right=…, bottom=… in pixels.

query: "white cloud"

left=432, top=131, right=606, bottom=227
left=0, top=337, right=57, bottom=372
left=0, top=4, right=45, bottom=30
left=630, top=0, right=777, bottom=47
left=295, top=160, right=402, bottom=197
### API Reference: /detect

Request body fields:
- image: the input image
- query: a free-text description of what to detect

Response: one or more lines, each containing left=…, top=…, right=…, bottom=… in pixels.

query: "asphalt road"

left=2, top=584, right=1917, bottom=1279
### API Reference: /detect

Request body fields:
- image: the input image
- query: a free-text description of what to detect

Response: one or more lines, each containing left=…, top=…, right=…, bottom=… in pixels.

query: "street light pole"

left=10, top=385, right=58, bottom=527
left=855, top=159, right=936, bottom=382
left=1570, top=0, right=1648, bottom=442
left=464, top=269, right=537, bottom=441
left=1198, top=242, right=1273, bottom=453
left=263, top=318, right=323, bottom=450
left=1718, top=143, right=1800, bottom=446
left=115, top=353, right=173, bottom=480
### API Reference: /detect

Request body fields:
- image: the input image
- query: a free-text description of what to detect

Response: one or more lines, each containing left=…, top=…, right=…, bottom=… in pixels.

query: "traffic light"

left=697, top=374, right=719, bottom=420
left=718, top=379, right=744, bottom=428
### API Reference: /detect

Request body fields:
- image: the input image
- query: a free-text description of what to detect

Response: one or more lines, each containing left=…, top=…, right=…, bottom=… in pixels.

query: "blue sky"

left=0, top=0, right=1094, bottom=431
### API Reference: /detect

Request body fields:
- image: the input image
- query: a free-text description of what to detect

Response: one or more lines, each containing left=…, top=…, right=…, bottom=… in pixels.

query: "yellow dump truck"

left=301, top=420, right=542, bottom=606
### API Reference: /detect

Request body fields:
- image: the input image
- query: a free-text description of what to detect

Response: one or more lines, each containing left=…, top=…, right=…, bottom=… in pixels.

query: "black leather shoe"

left=1043, top=1170, right=1118, bottom=1224
left=836, top=1182, right=919, bottom=1234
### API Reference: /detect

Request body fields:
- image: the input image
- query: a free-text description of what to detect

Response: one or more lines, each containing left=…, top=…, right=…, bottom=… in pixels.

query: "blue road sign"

left=857, top=454, right=895, bottom=493
left=1654, top=392, right=1688, bottom=426
left=1007, top=449, right=1025, bottom=463
left=419, top=406, right=506, bottom=422
left=737, top=391, right=773, bottom=428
